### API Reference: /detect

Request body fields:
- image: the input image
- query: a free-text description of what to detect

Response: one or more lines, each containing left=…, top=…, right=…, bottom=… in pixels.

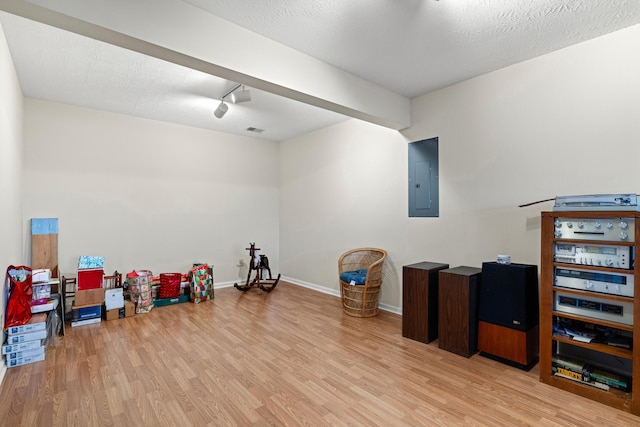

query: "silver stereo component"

left=554, top=243, right=632, bottom=269
left=554, top=194, right=639, bottom=211
left=553, top=217, right=634, bottom=242
left=555, top=291, right=633, bottom=326
left=555, top=268, right=634, bottom=297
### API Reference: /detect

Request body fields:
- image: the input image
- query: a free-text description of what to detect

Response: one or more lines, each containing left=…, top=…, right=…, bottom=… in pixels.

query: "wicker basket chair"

left=338, top=248, right=387, bottom=317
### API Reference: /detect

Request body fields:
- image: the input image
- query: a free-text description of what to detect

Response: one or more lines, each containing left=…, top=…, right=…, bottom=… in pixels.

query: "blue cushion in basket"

left=340, top=269, right=368, bottom=285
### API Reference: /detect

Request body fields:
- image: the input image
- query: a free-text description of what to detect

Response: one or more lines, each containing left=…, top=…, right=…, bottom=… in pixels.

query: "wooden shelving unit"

left=540, top=211, right=640, bottom=415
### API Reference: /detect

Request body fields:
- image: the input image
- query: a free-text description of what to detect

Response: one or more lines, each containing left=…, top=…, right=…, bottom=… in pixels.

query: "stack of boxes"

left=72, top=256, right=105, bottom=327
left=31, top=268, right=52, bottom=305
left=103, top=272, right=135, bottom=320
left=30, top=268, right=59, bottom=314
left=2, top=313, right=48, bottom=368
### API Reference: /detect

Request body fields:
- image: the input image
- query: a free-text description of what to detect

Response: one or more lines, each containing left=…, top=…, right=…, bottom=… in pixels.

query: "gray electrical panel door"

left=408, top=137, right=439, bottom=217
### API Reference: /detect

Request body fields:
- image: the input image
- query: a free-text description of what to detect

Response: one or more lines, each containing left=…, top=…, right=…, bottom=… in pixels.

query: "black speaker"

left=479, top=262, right=539, bottom=332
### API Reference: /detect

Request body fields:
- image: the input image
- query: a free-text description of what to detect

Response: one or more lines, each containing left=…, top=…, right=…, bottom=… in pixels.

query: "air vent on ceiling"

left=246, top=127, right=265, bottom=134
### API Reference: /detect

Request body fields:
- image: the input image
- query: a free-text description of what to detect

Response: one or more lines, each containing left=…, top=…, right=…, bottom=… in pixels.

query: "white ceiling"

left=1, top=0, right=640, bottom=141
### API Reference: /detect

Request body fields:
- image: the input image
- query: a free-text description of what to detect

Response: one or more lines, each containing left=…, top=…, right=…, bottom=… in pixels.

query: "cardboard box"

left=32, top=268, right=51, bottom=283
left=32, top=283, right=52, bottom=304
left=31, top=296, right=59, bottom=314
left=104, top=288, right=124, bottom=310
left=2, top=339, right=42, bottom=355
left=72, top=305, right=102, bottom=321
left=5, top=344, right=44, bottom=361
left=6, top=346, right=45, bottom=368
left=6, top=329, right=48, bottom=345
left=78, top=256, right=104, bottom=269
left=153, top=294, right=190, bottom=308
left=75, top=288, right=105, bottom=307
left=7, top=313, right=47, bottom=335
left=104, top=308, right=121, bottom=321
left=124, top=301, right=135, bottom=317
left=71, top=317, right=101, bottom=327
left=104, top=300, right=135, bottom=320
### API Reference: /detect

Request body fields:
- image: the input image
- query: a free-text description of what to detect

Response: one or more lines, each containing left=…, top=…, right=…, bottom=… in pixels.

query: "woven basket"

left=338, top=248, right=387, bottom=317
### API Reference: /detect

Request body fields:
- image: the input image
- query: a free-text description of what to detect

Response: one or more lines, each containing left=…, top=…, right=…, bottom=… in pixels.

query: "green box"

left=153, top=294, right=190, bottom=308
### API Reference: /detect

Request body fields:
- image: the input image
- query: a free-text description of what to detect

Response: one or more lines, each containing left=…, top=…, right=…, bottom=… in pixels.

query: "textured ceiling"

left=1, top=0, right=640, bottom=141
left=184, top=0, right=640, bottom=97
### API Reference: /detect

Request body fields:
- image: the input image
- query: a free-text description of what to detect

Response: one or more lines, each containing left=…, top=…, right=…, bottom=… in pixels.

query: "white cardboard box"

left=71, top=317, right=102, bottom=327
left=104, top=288, right=124, bottom=310
left=7, top=313, right=47, bottom=335
left=2, top=339, right=42, bottom=355
left=32, top=269, right=51, bottom=283
left=5, top=346, right=45, bottom=368
left=6, top=328, right=48, bottom=344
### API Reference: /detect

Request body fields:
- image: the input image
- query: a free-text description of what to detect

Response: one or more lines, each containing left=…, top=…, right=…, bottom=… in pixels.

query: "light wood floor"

left=1, top=282, right=639, bottom=426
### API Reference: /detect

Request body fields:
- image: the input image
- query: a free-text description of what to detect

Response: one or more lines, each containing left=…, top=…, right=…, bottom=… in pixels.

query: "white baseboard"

left=0, top=362, right=6, bottom=388
left=282, top=276, right=402, bottom=315
left=214, top=279, right=241, bottom=289
left=209, top=276, right=403, bottom=314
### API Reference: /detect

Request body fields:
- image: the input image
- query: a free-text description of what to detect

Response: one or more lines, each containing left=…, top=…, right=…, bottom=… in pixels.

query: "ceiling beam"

left=0, top=0, right=411, bottom=130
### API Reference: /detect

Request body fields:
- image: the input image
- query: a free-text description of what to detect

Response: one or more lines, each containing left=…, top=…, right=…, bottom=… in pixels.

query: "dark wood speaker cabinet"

left=402, top=262, right=449, bottom=344
left=438, top=266, right=482, bottom=357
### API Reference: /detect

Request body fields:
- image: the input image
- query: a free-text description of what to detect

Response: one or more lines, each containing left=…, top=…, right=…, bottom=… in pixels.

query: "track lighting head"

left=214, top=83, right=252, bottom=119
left=230, top=89, right=251, bottom=104
left=214, top=101, right=228, bottom=118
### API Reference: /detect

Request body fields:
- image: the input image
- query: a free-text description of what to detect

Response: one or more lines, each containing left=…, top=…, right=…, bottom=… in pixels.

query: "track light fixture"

left=230, top=88, right=251, bottom=104
left=214, top=101, right=229, bottom=118
left=214, top=83, right=252, bottom=119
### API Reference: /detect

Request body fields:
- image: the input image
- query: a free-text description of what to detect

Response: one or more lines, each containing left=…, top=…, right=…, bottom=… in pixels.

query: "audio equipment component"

left=479, top=262, right=539, bottom=331
left=553, top=243, right=632, bottom=269
left=555, top=268, right=634, bottom=297
left=402, top=261, right=449, bottom=344
left=554, top=291, right=633, bottom=326
left=554, top=194, right=639, bottom=211
left=477, top=262, right=539, bottom=369
left=438, top=266, right=481, bottom=358
left=553, top=217, right=635, bottom=242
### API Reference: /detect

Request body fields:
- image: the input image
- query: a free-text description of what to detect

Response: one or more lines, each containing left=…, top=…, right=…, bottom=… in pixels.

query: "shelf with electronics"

left=540, top=210, right=640, bottom=415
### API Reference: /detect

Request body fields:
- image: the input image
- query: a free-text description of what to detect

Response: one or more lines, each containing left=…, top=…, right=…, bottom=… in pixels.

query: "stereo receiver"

left=555, top=268, right=634, bottom=297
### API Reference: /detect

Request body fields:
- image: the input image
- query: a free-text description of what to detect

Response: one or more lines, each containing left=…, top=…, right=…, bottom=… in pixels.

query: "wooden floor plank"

left=1, top=281, right=639, bottom=426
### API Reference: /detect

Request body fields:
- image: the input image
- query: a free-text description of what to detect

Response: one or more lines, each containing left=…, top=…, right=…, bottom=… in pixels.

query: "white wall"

left=280, top=24, right=640, bottom=312
left=23, top=100, right=280, bottom=284
left=0, top=20, right=24, bottom=383
left=15, top=23, right=640, bottom=316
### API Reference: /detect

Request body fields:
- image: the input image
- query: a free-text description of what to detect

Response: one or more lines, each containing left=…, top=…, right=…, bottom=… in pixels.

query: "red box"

left=77, top=268, right=104, bottom=290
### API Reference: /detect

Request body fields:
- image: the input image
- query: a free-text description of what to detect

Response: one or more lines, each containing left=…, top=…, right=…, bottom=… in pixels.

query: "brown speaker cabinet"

left=540, top=211, right=640, bottom=416
left=402, top=262, right=449, bottom=344
left=438, top=266, right=481, bottom=358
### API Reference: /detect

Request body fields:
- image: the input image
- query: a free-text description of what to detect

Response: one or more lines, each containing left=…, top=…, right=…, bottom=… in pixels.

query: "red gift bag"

left=159, top=273, right=181, bottom=299
left=5, top=265, right=33, bottom=329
